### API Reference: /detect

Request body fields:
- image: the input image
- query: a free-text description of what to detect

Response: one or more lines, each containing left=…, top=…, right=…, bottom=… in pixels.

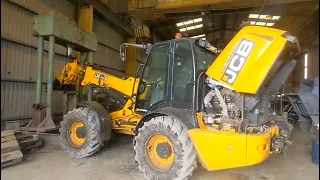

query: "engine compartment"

left=199, top=75, right=293, bottom=154
left=202, top=76, right=242, bottom=132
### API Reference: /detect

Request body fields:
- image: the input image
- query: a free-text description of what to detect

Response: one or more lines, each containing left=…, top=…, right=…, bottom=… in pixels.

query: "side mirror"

left=120, top=44, right=127, bottom=61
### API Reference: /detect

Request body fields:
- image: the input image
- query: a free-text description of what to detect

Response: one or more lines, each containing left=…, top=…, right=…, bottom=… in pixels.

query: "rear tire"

left=134, top=116, right=197, bottom=180
left=60, top=107, right=102, bottom=158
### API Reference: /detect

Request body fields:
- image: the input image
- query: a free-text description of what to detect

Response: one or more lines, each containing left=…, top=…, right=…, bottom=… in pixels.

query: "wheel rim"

left=146, top=134, right=174, bottom=170
left=69, top=121, right=86, bottom=147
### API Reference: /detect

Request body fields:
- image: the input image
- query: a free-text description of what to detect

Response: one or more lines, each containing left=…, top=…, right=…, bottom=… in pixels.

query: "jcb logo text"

left=222, top=39, right=254, bottom=85
left=94, top=73, right=108, bottom=82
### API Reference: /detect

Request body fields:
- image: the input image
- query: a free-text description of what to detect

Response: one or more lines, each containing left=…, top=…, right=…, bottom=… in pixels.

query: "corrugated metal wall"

left=93, top=16, right=125, bottom=75
left=1, top=0, right=75, bottom=121
left=1, top=0, right=126, bottom=122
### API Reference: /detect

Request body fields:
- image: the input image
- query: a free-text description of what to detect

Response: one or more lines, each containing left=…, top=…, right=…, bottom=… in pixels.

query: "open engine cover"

left=206, top=26, right=289, bottom=94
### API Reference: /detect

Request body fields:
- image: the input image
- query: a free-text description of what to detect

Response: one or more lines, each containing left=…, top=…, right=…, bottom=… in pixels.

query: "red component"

left=261, top=144, right=267, bottom=150
left=122, top=109, right=125, bottom=116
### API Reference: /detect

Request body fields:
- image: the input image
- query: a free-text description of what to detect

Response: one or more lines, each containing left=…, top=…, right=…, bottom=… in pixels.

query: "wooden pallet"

left=1, top=130, right=43, bottom=168
left=1, top=131, right=23, bottom=168
left=19, top=134, right=42, bottom=152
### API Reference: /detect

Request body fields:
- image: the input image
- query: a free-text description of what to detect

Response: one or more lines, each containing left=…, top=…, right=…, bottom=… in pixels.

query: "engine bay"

left=199, top=76, right=293, bottom=154
left=201, top=76, right=245, bottom=132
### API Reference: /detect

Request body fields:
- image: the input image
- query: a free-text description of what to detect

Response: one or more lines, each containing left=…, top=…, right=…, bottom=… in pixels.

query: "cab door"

left=136, top=42, right=171, bottom=111
left=171, top=40, right=195, bottom=110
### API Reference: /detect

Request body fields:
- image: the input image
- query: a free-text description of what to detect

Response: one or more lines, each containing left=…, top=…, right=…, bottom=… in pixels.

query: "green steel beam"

left=33, top=13, right=98, bottom=52
left=35, top=37, right=44, bottom=104
left=46, top=36, right=55, bottom=119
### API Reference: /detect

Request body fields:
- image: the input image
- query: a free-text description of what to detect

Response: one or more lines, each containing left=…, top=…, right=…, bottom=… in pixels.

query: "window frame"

left=135, top=42, right=172, bottom=111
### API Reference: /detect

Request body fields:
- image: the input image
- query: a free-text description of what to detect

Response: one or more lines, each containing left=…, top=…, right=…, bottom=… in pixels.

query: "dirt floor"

left=1, top=127, right=319, bottom=180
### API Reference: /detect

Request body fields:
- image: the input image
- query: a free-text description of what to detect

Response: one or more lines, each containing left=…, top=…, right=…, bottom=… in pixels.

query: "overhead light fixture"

left=249, top=14, right=260, bottom=18
left=184, top=20, right=194, bottom=25
left=258, top=15, right=267, bottom=19
left=266, top=23, right=275, bottom=27
left=195, top=24, right=203, bottom=28
left=258, top=15, right=272, bottom=20
left=256, top=22, right=266, bottom=26
left=271, top=16, right=281, bottom=20
left=191, top=34, right=205, bottom=38
left=250, top=21, right=256, bottom=25
left=176, top=18, right=204, bottom=32
left=187, top=26, right=195, bottom=30
left=176, top=22, right=184, bottom=27
left=193, top=18, right=202, bottom=23
left=249, top=14, right=281, bottom=21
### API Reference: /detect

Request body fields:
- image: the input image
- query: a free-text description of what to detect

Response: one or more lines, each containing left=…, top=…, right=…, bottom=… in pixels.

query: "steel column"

left=125, top=38, right=136, bottom=77
left=76, top=5, right=93, bottom=61
left=23, top=36, right=46, bottom=132
left=35, top=37, right=44, bottom=104
left=46, top=36, right=55, bottom=118
left=35, top=35, right=57, bottom=132
left=77, top=6, right=94, bottom=101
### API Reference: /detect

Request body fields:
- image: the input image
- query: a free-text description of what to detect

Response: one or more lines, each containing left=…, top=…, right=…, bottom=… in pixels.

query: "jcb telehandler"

left=57, top=26, right=299, bottom=180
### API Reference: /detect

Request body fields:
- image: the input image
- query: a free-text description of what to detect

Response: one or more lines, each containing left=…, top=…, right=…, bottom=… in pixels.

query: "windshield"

left=194, top=44, right=217, bottom=73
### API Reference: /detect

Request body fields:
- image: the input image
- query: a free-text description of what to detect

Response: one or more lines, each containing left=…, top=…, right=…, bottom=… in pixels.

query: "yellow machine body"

left=56, top=61, right=151, bottom=135
left=57, top=60, right=83, bottom=85
left=188, top=126, right=280, bottom=171
left=206, top=26, right=287, bottom=94
left=57, top=25, right=295, bottom=172
left=81, top=66, right=139, bottom=97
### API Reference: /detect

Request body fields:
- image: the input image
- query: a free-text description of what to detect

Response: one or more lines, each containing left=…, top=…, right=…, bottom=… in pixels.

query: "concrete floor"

left=2, top=128, right=319, bottom=180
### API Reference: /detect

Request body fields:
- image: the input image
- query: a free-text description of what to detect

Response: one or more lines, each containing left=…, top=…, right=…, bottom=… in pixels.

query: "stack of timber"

left=1, top=130, right=42, bottom=168
left=1, top=131, right=23, bottom=167
left=16, top=132, right=43, bottom=152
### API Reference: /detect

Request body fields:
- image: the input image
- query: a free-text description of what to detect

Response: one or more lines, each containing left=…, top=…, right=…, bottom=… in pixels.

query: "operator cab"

left=136, top=38, right=218, bottom=112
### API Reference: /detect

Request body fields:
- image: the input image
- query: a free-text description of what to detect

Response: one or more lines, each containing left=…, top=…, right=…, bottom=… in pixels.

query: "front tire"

left=134, top=116, right=197, bottom=180
left=60, top=107, right=102, bottom=158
